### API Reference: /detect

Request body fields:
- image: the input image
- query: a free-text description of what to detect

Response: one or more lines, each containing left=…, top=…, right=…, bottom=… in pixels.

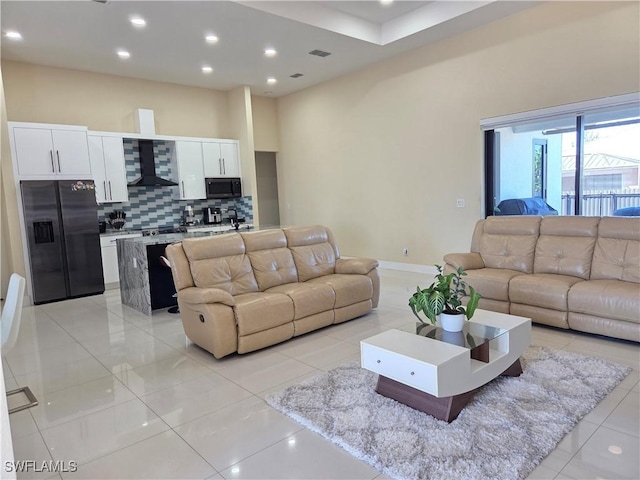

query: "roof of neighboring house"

left=562, top=153, right=640, bottom=172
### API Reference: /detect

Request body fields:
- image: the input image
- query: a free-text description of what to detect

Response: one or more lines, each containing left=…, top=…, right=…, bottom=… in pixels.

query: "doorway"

left=255, top=151, right=280, bottom=227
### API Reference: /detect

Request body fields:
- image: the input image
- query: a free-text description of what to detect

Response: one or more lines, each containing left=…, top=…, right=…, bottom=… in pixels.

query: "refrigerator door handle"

left=56, top=150, right=61, bottom=172
left=49, top=150, right=55, bottom=173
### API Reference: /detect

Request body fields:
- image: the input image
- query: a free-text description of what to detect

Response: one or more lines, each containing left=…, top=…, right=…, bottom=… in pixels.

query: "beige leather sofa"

left=444, top=215, right=639, bottom=342
left=165, top=225, right=380, bottom=358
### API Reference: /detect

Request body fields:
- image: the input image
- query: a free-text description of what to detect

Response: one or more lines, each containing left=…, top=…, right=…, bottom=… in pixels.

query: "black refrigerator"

left=21, top=180, right=105, bottom=304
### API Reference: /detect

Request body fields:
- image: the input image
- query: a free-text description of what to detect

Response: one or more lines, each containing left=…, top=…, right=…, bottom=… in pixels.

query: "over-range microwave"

left=205, top=177, right=242, bottom=199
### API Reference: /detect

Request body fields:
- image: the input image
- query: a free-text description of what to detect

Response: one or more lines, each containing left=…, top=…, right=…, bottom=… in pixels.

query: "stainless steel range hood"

left=127, top=140, right=177, bottom=187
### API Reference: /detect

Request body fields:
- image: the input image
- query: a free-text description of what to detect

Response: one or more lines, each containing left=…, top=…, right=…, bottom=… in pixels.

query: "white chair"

left=1, top=273, right=38, bottom=414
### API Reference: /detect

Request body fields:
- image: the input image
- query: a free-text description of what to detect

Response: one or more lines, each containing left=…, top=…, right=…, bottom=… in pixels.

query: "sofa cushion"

left=464, top=268, right=526, bottom=302
left=234, top=292, right=294, bottom=336
left=182, top=234, right=259, bottom=295
left=475, top=216, right=541, bottom=273
left=285, top=226, right=337, bottom=282
left=533, top=216, right=599, bottom=279
left=568, top=279, right=640, bottom=324
left=243, top=229, right=298, bottom=290
left=509, top=273, right=583, bottom=311
left=307, top=274, right=373, bottom=308
left=188, top=255, right=258, bottom=295
left=248, top=248, right=298, bottom=290
left=591, top=217, right=640, bottom=283
left=266, top=282, right=335, bottom=319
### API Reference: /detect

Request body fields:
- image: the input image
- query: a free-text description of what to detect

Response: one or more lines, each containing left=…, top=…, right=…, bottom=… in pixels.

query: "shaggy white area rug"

left=266, top=346, right=630, bottom=480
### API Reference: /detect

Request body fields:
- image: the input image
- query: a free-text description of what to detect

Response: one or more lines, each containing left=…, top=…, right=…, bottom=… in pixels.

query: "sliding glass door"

left=578, top=111, right=640, bottom=215
left=485, top=104, right=639, bottom=217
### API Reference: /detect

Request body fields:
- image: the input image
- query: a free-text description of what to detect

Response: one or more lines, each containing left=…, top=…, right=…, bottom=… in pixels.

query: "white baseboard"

left=377, top=261, right=438, bottom=275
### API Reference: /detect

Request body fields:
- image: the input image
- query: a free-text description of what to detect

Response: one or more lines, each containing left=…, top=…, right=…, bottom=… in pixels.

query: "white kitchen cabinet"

left=202, top=141, right=240, bottom=178
left=100, top=233, right=142, bottom=286
left=171, top=140, right=206, bottom=200
left=88, top=135, right=128, bottom=203
left=11, top=125, right=91, bottom=178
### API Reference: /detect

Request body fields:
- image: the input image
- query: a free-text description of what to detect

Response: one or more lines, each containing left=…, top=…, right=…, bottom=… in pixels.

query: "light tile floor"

left=4, top=269, right=639, bottom=480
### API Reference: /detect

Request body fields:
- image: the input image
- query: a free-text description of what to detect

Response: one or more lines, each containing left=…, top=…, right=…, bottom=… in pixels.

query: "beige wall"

left=0, top=63, right=25, bottom=296
left=276, top=1, right=640, bottom=264
left=251, top=95, right=279, bottom=152
left=2, top=61, right=231, bottom=137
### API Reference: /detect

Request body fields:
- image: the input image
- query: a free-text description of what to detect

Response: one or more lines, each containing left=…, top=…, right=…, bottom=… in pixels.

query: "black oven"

left=205, top=177, right=242, bottom=199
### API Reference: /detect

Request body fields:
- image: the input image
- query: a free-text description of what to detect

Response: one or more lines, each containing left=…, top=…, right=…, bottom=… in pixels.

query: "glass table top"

left=415, top=321, right=505, bottom=350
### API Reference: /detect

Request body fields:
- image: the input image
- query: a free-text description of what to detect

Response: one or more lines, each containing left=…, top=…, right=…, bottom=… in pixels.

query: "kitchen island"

left=117, top=224, right=254, bottom=315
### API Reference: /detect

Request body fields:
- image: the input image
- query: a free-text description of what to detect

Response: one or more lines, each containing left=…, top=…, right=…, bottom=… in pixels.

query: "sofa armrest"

left=443, top=252, right=485, bottom=271
left=336, top=257, right=379, bottom=275
left=179, top=286, right=235, bottom=307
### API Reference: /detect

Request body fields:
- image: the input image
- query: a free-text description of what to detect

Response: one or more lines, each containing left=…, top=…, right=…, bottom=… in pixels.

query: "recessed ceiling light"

left=130, top=16, right=146, bottom=27
left=5, top=31, right=22, bottom=40
left=117, top=50, right=130, bottom=59
left=380, top=0, right=394, bottom=5
left=205, top=34, right=219, bottom=44
left=266, top=77, right=277, bottom=84
left=608, top=445, right=623, bottom=455
left=264, top=48, right=277, bottom=57
left=202, top=66, right=213, bottom=74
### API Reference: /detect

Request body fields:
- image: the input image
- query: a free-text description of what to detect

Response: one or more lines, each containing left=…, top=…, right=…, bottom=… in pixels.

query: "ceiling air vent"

left=308, top=49, right=331, bottom=58
left=290, top=73, right=304, bottom=78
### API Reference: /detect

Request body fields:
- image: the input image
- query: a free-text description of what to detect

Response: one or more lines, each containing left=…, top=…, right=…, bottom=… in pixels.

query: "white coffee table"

left=360, top=310, right=531, bottom=422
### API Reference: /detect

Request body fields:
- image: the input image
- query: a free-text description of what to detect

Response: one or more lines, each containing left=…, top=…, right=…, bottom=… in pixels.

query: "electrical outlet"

left=403, top=248, right=408, bottom=256
left=133, top=258, right=137, bottom=268
left=456, top=198, right=465, bottom=208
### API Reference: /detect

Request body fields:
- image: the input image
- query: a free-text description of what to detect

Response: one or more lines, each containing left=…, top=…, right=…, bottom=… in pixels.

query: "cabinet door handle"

left=49, top=150, right=55, bottom=173
left=103, top=181, right=107, bottom=201
left=222, top=158, right=226, bottom=175
left=56, top=150, right=61, bottom=172
left=108, top=181, right=113, bottom=200
left=219, top=158, right=222, bottom=175
left=181, top=181, right=185, bottom=197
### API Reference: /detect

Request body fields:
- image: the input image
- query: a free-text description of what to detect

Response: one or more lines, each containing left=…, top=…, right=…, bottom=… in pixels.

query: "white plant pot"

left=439, top=312, right=465, bottom=332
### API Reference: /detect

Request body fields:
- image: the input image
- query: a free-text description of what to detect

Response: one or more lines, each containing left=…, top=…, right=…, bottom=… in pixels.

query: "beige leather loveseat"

left=165, top=225, right=379, bottom=358
left=444, top=216, right=639, bottom=342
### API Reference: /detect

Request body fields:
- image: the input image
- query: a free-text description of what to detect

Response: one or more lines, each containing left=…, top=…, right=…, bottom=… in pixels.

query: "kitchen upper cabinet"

left=171, top=140, right=206, bottom=200
left=88, top=135, right=128, bottom=203
left=12, top=125, right=91, bottom=178
left=202, top=141, right=240, bottom=178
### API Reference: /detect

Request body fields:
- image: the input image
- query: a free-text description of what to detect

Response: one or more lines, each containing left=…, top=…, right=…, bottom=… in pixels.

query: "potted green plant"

left=408, top=265, right=482, bottom=332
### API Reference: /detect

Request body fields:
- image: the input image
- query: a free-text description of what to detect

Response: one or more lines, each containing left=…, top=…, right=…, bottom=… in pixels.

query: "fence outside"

left=560, top=188, right=640, bottom=216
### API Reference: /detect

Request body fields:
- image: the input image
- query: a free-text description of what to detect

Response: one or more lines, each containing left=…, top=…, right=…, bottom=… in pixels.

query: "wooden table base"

left=375, top=359, right=523, bottom=422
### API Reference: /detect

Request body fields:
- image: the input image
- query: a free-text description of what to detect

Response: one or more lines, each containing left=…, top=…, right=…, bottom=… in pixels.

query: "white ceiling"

left=0, top=1, right=537, bottom=97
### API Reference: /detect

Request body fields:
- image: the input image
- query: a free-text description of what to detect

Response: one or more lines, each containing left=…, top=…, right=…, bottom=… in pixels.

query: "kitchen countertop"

left=100, top=222, right=253, bottom=239
left=100, top=230, right=144, bottom=237
left=116, top=224, right=255, bottom=246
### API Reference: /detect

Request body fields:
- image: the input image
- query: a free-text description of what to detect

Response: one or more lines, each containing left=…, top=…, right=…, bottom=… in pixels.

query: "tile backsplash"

left=97, top=139, right=252, bottom=230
